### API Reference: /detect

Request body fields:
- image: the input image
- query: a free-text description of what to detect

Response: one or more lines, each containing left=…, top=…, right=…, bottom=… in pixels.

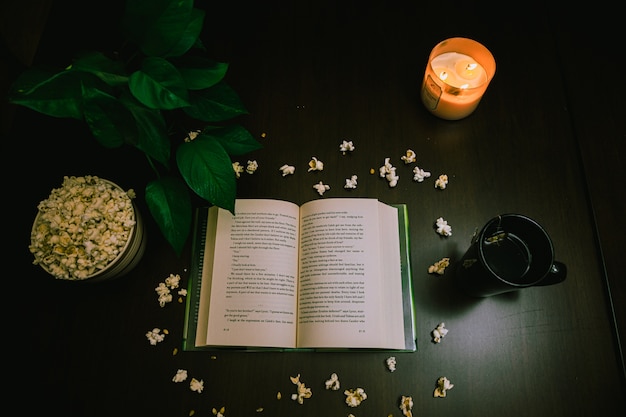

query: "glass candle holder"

left=421, top=37, right=496, bottom=120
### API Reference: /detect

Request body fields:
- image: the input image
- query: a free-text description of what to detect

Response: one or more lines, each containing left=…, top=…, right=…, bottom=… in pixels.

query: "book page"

left=203, top=199, right=300, bottom=348
left=296, top=198, right=406, bottom=349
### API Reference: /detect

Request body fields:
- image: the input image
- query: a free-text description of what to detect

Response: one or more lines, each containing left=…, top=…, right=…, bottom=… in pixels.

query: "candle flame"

left=460, top=84, right=470, bottom=89
left=465, top=63, right=478, bottom=71
left=439, top=71, right=449, bottom=81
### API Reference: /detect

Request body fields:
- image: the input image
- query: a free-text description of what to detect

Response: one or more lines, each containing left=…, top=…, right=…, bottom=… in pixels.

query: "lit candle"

left=421, top=38, right=496, bottom=120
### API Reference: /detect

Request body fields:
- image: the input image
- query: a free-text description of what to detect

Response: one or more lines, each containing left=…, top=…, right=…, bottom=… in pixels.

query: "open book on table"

left=182, top=198, right=416, bottom=351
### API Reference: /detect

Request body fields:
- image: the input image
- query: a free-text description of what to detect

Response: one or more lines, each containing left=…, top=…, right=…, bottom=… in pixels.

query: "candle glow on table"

left=421, top=38, right=496, bottom=120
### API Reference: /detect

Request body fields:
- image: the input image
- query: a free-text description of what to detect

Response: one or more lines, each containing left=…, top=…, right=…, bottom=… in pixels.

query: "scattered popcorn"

left=172, top=369, right=188, bottom=383
left=435, top=174, right=449, bottom=189
left=173, top=347, right=178, bottom=355
left=435, top=217, right=452, bottom=237
left=399, top=395, right=414, bottom=417
left=290, top=374, right=312, bottom=404
left=308, top=157, right=324, bottom=172
left=212, top=406, right=225, bottom=417
left=279, top=164, right=295, bottom=176
left=344, top=175, right=358, bottom=189
left=325, top=373, right=341, bottom=390
left=184, top=129, right=201, bottom=142
left=313, top=181, right=331, bottom=196
left=434, top=376, right=454, bottom=398
left=379, top=157, right=399, bottom=187
left=256, top=407, right=263, bottom=412
left=428, top=257, right=450, bottom=275
left=232, top=162, right=244, bottom=178
left=165, top=273, right=180, bottom=288
left=246, top=160, right=259, bottom=174
left=401, top=149, right=417, bottom=164
left=190, top=377, right=204, bottom=393
left=431, top=322, right=449, bottom=343
left=339, top=140, right=355, bottom=154
left=386, top=356, right=397, bottom=372
left=30, top=175, right=137, bottom=280
left=145, top=328, right=166, bottom=345
left=155, top=273, right=184, bottom=306
left=277, top=392, right=282, bottom=400
left=260, top=132, right=267, bottom=138
left=412, top=166, right=432, bottom=182
left=369, top=168, right=375, bottom=174
left=344, top=387, right=367, bottom=407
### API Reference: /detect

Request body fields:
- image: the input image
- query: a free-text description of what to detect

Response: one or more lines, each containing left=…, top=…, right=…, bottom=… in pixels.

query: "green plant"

left=8, top=0, right=262, bottom=256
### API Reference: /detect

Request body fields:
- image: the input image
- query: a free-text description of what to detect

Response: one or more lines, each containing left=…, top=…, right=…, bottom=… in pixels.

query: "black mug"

left=454, top=214, right=567, bottom=297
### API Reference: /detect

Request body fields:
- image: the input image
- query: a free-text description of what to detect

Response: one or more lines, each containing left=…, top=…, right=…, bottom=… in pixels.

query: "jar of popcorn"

left=29, top=175, right=147, bottom=282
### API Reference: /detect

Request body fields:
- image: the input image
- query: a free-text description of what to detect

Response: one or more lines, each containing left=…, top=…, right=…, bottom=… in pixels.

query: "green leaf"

left=176, top=136, right=237, bottom=213
left=123, top=0, right=200, bottom=57
left=8, top=69, right=101, bottom=120
left=183, top=81, right=249, bottom=122
left=174, top=58, right=228, bottom=90
left=145, top=176, right=192, bottom=256
left=129, top=57, right=190, bottom=109
left=120, top=94, right=171, bottom=167
left=83, top=88, right=137, bottom=148
left=201, top=125, right=263, bottom=156
left=71, top=51, right=128, bottom=86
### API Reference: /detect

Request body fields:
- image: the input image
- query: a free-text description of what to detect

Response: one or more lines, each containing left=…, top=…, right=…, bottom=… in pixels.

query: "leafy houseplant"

left=9, top=0, right=262, bottom=256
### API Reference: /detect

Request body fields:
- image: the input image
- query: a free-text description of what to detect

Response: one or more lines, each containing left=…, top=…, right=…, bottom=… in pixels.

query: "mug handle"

left=534, top=261, right=567, bottom=286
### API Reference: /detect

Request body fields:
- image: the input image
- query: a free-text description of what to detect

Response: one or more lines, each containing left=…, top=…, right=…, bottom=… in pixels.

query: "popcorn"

left=190, top=377, right=204, bottom=393
left=165, top=273, right=180, bottom=288
left=279, top=164, right=295, bottom=176
left=232, top=162, right=244, bottom=178
left=431, top=322, right=449, bottom=343
left=184, top=129, right=201, bottom=142
left=344, top=175, right=358, bottom=189
left=435, top=174, right=449, bottom=189
left=344, top=387, right=367, bottom=407
left=30, top=175, right=136, bottom=280
left=325, top=373, right=341, bottom=390
left=290, top=374, right=312, bottom=404
left=379, top=157, right=399, bottom=187
left=155, top=273, right=184, bottom=307
left=172, top=369, right=188, bottom=383
left=434, top=376, right=454, bottom=397
left=428, top=257, right=450, bottom=275
left=401, top=149, right=416, bottom=164
left=412, top=166, right=431, bottom=182
left=386, top=356, right=397, bottom=372
left=145, top=328, right=166, bottom=345
left=308, top=157, right=324, bottom=172
left=313, top=181, right=331, bottom=196
left=339, top=140, right=355, bottom=154
left=212, top=406, right=225, bottom=417
left=246, top=160, right=259, bottom=174
left=399, top=395, right=414, bottom=417
left=435, top=217, right=452, bottom=237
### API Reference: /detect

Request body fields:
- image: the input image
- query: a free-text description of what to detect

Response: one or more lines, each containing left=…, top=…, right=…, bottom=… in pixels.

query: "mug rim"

left=477, top=213, right=555, bottom=287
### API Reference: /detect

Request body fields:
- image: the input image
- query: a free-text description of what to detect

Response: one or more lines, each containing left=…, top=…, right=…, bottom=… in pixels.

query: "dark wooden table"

left=4, top=1, right=625, bottom=415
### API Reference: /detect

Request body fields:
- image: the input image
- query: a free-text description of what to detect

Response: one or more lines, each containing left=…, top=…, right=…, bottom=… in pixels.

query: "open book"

left=183, top=198, right=416, bottom=351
